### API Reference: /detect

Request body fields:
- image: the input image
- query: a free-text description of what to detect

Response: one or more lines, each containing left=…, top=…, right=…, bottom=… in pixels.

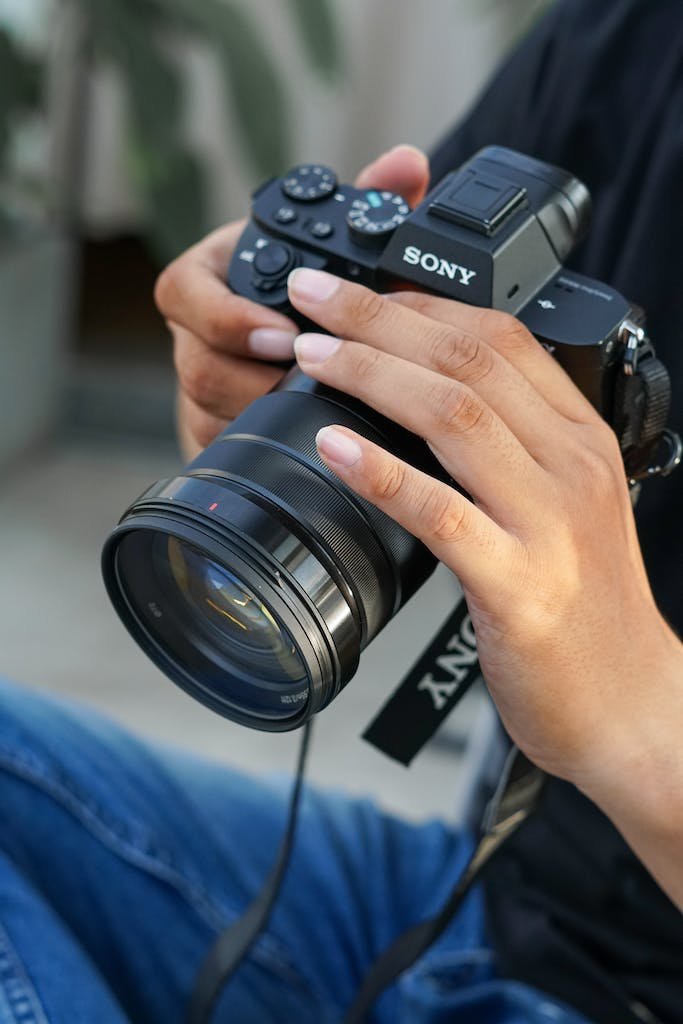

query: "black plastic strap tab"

left=362, top=597, right=479, bottom=765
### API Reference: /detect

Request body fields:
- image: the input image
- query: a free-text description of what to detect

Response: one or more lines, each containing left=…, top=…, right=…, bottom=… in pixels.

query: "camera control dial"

left=346, top=191, right=410, bottom=248
left=282, top=165, right=337, bottom=202
left=252, top=242, right=298, bottom=293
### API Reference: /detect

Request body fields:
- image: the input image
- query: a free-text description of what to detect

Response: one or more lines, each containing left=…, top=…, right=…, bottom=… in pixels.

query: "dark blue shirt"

left=430, top=2, right=683, bottom=1021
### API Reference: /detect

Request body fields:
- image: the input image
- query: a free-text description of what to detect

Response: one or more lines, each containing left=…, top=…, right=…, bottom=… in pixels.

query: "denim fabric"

left=0, top=679, right=591, bottom=1023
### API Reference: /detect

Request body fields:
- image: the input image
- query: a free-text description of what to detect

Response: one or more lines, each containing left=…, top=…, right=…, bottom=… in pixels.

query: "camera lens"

left=102, top=371, right=443, bottom=730
left=163, top=536, right=305, bottom=685
left=111, top=529, right=311, bottom=723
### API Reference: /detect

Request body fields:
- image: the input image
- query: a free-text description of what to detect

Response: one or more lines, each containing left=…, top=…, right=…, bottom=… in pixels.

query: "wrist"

left=571, top=619, right=683, bottom=847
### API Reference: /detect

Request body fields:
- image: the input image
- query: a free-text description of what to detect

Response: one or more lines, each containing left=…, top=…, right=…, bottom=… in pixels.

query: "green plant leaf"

left=157, top=0, right=291, bottom=177
left=0, top=28, right=41, bottom=173
left=130, top=141, right=208, bottom=263
left=88, top=0, right=184, bottom=150
left=213, top=4, right=290, bottom=176
left=285, top=0, right=341, bottom=81
left=87, top=0, right=210, bottom=259
left=2, top=0, right=346, bottom=252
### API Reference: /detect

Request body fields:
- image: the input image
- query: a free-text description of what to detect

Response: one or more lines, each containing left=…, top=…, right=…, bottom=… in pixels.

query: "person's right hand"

left=154, top=145, right=432, bottom=461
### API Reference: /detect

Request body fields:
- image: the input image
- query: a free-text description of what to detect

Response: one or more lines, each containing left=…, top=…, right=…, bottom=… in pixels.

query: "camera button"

left=309, top=221, right=334, bottom=239
left=254, top=243, right=295, bottom=278
left=275, top=206, right=298, bottom=225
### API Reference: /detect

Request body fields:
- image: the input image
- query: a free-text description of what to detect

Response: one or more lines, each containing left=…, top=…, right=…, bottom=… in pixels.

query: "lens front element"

left=113, top=529, right=310, bottom=724
left=165, top=537, right=304, bottom=684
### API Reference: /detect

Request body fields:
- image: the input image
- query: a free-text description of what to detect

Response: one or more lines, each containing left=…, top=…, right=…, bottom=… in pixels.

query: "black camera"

left=102, top=146, right=677, bottom=732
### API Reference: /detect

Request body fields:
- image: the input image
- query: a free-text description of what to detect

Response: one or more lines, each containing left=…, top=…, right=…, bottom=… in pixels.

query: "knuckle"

left=428, top=326, right=496, bottom=385
left=390, top=291, right=431, bottom=316
left=349, top=287, right=386, bottom=329
left=570, top=431, right=624, bottom=496
left=419, top=489, right=467, bottom=543
left=178, top=394, right=227, bottom=453
left=175, top=347, right=217, bottom=408
left=431, top=382, right=487, bottom=435
left=370, top=460, right=408, bottom=503
left=352, top=345, right=384, bottom=385
left=595, top=419, right=622, bottom=456
left=203, top=309, right=231, bottom=347
left=194, top=417, right=224, bottom=450
left=485, top=311, right=533, bottom=355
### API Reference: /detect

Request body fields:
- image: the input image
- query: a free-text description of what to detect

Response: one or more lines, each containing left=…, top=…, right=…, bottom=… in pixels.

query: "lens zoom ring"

left=194, top=439, right=395, bottom=641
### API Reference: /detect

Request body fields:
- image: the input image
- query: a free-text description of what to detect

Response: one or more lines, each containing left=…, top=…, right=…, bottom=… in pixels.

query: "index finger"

left=154, top=221, right=298, bottom=357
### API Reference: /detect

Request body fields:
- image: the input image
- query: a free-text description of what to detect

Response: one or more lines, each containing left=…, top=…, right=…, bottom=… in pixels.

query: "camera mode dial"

left=346, top=190, right=410, bottom=248
left=282, top=165, right=337, bottom=202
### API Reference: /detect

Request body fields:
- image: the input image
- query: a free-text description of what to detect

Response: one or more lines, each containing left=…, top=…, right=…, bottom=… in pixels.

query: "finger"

left=354, top=144, right=430, bottom=208
left=294, top=333, right=546, bottom=526
left=155, top=222, right=298, bottom=360
left=176, top=390, right=230, bottom=461
left=173, top=326, right=286, bottom=420
left=387, top=290, right=597, bottom=423
left=287, top=270, right=588, bottom=462
left=315, top=424, right=518, bottom=601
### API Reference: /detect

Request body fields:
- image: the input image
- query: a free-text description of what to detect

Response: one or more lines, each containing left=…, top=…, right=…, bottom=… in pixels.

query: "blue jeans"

left=0, top=678, right=590, bottom=1024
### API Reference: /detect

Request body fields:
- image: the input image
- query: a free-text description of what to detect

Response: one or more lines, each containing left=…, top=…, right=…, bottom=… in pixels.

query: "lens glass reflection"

left=115, top=531, right=309, bottom=721
left=164, top=536, right=304, bottom=683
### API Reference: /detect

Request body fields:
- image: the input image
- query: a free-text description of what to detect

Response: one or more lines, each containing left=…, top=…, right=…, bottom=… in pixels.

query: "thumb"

left=354, top=144, right=430, bottom=208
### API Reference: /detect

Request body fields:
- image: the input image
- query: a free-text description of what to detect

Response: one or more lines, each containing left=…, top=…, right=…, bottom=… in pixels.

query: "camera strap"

left=185, top=713, right=545, bottom=1024
left=343, top=745, right=545, bottom=1023
left=184, top=720, right=313, bottom=1024
left=363, top=597, right=481, bottom=764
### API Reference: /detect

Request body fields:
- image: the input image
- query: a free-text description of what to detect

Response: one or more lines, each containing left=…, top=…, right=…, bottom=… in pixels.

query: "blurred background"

left=0, top=0, right=548, bottom=821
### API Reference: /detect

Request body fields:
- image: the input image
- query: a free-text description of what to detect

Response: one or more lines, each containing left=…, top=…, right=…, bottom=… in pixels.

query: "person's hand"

left=285, top=268, right=683, bottom=790
left=154, top=145, right=432, bottom=460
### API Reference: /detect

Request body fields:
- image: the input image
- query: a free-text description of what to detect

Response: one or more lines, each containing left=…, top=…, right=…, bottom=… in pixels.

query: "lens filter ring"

left=102, top=479, right=360, bottom=730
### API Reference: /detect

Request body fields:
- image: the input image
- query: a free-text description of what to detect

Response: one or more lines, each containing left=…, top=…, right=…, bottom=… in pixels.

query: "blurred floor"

left=0, top=439, right=485, bottom=823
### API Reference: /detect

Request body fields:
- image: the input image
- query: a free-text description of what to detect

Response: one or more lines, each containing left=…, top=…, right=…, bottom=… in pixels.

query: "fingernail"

left=248, top=327, right=297, bottom=358
left=294, top=332, right=342, bottom=363
left=316, top=426, right=362, bottom=467
left=288, top=268, right=340, bottom=303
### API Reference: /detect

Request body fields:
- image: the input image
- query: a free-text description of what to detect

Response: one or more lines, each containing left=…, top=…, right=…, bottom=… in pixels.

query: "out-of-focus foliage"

left=0, top=30, right=38, bottom=165
left=285, top=0, right=342, bottom=81
left=0, top=0, right=343, bottom=261
left=86, top=0, right=343, bottom=260
left=0, top=27, right=41, bottom=234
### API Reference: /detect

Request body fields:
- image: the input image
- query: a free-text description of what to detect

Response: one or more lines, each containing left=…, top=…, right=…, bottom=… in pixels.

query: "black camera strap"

left=185, top=721, right=313, bottom=1024
left=186, top=721, right=545, bottom=1024
left=361, top=598, right=481, bottom=765
left=343, top=745, right=545, bottom=1023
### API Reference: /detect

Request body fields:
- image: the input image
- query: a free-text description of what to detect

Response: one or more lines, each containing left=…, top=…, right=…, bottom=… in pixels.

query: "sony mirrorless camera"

left=102, top=147, right=678, bottom=732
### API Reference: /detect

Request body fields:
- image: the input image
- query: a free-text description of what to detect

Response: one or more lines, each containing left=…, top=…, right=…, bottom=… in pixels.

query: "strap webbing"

left=185, top=728, right=544, bottom=1024
left=185, top=720, right=312, bottom=1024
left=341, top=747, right=545, bottom=1023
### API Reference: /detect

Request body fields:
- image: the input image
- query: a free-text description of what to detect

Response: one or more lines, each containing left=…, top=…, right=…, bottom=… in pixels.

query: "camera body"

left=229, top=146, right=667, bottom=477
left=102, top=148, right=675, bottom=733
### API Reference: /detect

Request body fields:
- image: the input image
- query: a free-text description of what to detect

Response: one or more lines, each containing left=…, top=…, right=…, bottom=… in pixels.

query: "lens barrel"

left=102, top=370, right=445, bottom=730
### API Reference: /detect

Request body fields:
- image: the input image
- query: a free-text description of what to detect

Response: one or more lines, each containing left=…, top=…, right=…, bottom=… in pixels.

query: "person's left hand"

left=286, top=266, right=682, bottom=791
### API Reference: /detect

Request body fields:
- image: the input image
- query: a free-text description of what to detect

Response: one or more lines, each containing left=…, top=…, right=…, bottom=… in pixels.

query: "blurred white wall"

left=73, top=0, right=545, bottom=235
